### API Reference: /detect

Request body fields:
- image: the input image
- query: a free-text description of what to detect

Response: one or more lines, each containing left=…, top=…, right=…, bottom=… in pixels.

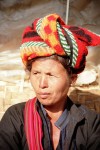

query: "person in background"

left=0, top=13, right=100, bottom=150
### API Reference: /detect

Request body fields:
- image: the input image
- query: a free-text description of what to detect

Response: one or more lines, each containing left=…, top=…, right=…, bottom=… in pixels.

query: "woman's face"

left=30, top=58, right=73, bottom=107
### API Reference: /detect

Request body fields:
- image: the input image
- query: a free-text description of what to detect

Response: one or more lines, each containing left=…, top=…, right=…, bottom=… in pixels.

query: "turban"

left=20, top=13, right=100, bottom=74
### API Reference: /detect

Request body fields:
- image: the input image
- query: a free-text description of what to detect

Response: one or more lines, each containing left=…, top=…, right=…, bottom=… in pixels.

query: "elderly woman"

left=0, top=14, right=100, bottom=150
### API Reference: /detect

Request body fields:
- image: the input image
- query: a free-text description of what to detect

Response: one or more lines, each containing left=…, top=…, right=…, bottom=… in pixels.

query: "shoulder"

left=75, top=104, right=100, bottom=133
left=78, top=105, right=100, bottom=148
left=1, top=102, right=26, bottom=124
left=6, top=102, right=25, bottom=115
left=0, top=102, right=28, bottom=149
left=78, top=104, right=100, bottom=121
left=74, top=102, right=100, bottom=122
left=7, top=102, right=26, bottom=113
left=68, top=97, right=100, bottom=125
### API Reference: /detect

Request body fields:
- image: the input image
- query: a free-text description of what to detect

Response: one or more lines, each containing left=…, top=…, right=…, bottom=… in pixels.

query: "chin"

left=37, top=98, right=54, bottom=106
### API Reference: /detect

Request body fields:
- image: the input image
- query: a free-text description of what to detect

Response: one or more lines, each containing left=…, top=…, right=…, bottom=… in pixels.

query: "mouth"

left=37, top=92, right=50, bottom=99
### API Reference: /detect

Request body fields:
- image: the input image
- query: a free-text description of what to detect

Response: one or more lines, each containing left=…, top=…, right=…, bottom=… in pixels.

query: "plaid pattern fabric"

left=20, top=13, right=100, bottom=74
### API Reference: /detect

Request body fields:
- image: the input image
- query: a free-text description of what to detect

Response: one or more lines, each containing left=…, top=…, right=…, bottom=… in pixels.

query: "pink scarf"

left=24, top=98, right=43, bottom=150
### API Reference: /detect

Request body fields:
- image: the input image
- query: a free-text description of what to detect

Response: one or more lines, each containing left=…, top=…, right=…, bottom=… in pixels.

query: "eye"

left=32, top=71, right=39, bottom=75
left=33, top=72, right=37, bottom=75
left=47, top=73, right=58, bottom=78
left=47, top=73, right=53, bottom=76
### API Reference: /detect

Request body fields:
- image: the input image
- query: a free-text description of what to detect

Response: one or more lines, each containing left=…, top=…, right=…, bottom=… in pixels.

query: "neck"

left=44, top=99, right=67, bottom=122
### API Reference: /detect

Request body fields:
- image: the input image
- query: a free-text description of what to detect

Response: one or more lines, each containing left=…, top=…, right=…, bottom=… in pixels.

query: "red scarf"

left=24, top=98, right=43, bottom=150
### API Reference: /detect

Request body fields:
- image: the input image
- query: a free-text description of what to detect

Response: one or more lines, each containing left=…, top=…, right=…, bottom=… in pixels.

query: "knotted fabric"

left=24, top=98, right=43, bottom=150
left=20, top=13, right=100, bottom=73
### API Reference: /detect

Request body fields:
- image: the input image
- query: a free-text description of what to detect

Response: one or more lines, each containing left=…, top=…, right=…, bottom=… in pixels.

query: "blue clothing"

left=39, top=102, right=69, bottom=149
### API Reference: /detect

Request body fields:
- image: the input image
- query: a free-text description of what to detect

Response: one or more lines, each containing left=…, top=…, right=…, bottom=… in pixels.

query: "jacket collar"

left=64, top=97, right=86, bottom=149
left=67, top=97, right=86, bottom=122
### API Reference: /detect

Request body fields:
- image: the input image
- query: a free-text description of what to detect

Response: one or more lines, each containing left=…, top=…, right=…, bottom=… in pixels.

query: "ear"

left=70, top=74, right=77, bottom=85
left=25, top=69, right=31, bottom=80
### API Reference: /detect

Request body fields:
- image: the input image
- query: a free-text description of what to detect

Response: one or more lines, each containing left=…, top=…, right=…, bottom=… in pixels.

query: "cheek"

left=60, top=82, right=70, bottom=93
left=30, top=76, right=37, bottom=89
left=52, top=78, right=70, bottom=94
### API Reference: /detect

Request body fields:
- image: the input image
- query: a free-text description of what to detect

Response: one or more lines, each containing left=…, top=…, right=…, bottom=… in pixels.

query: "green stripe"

left=63, top=27, right=78, bottom=67
left=57, top=22, right=71, bottom=55
left=36, top=18, right=43, bottom=33
left=21, top=41, right=49, bottom=48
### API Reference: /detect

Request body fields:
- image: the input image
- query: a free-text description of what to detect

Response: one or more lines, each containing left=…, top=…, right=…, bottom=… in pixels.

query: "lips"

left=37, top=92, right=50, bottom=99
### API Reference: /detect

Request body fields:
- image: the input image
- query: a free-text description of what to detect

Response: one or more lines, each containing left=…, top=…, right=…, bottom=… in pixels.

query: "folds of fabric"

left=20, top=13, right=100, bottom=74
left=24, top=98, right=43, bottom=150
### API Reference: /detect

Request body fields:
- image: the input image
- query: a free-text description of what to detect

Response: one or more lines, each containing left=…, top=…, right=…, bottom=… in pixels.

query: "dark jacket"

left=0, top=98, right=100, bottom=150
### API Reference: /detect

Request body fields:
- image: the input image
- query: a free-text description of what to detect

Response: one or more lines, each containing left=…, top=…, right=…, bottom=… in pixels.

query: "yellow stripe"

left=20, top=46, right=55, bottom=57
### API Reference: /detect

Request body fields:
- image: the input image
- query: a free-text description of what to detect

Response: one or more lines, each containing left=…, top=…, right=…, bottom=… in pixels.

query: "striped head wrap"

left=20, top=13, right=100, bottom=74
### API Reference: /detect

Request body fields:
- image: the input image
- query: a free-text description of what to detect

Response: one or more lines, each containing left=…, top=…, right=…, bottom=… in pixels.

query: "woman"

left=0, top=13, right=100, bottom=150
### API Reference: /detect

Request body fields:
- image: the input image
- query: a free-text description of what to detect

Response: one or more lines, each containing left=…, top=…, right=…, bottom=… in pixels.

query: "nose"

left=39, top=75, right=48, bottom=89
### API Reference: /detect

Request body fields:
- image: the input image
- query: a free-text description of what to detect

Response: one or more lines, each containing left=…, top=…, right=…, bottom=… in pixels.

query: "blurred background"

left=0, top=0, right=100, bottom=119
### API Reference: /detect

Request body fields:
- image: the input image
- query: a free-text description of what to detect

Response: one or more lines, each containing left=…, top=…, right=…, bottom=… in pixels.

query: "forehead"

left=31, top=58, right=66, bottom=73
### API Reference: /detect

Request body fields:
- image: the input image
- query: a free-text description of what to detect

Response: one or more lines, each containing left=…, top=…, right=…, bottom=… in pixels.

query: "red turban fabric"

left=20, top=13, right=100, bottom=74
